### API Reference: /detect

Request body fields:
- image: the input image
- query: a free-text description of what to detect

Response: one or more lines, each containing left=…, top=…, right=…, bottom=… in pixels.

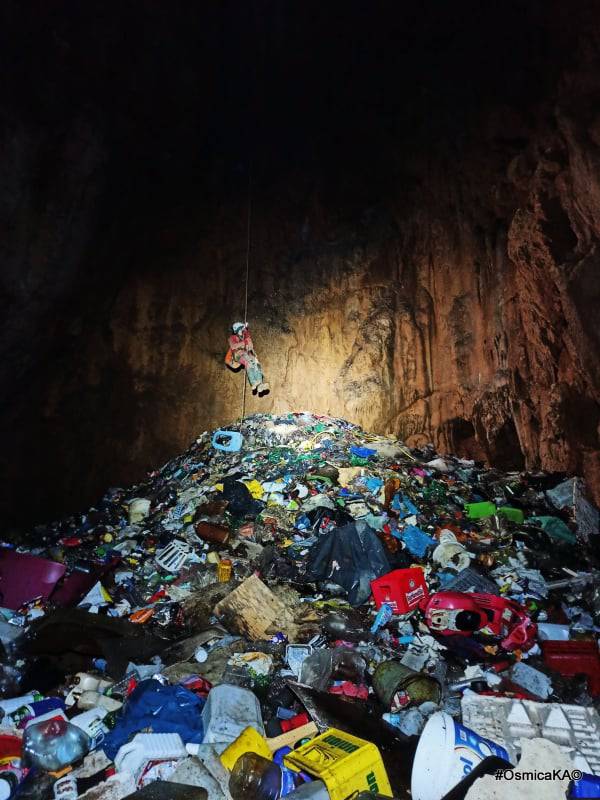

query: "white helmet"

left=232, top=322, right=246, bottom=334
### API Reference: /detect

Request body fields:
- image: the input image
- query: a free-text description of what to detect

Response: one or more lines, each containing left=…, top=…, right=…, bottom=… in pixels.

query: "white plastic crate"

left=461, top=692, right=600, bottom=774
left=155, top=540, right=191, bottom=572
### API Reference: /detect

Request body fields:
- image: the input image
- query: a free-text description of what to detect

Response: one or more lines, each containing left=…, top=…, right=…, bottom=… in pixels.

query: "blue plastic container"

left=211, top=430, right=243, bottom=452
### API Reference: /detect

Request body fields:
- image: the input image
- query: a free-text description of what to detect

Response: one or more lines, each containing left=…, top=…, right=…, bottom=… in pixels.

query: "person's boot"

left=257, top=382, right=270, bottom=396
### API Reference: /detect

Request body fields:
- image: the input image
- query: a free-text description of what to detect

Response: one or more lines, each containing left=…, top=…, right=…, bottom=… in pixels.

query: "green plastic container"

left=464, top=501, right=497, bottom=519
left=530, top=515, right=576, bottom=544
left=497, top=506, right=525, bottom=524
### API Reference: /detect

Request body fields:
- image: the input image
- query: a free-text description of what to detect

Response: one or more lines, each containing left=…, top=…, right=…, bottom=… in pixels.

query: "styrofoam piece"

left=461, top=693, right=600, bottom=774
left=155, top=540, right=191, bottom=572
left=201, top=684, right=264, bottom=746
left=128, top=498, right=151, bottom=524
left=509, top=662, right=553, bottom=699
left=537, top=623, right=570, bottom=641
left=172, top=745, right=233, bottom=800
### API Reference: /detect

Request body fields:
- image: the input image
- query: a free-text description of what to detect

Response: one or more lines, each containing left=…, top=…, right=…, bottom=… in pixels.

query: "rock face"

left=1, top=2, right=599, bottom=524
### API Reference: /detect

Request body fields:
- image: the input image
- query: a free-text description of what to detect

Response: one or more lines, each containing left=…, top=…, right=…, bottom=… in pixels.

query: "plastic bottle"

left=217, top=558, right=233, bottom=582
left=283, top=782, right=329, bottom=800
left=76, top=691, right=122, bottom=712
left=23, top=719, right=90, bottom=772
left=0, top=694, right=41, bottom=718
left=229, top=752, right=283, bottom=800
left=69, top=708, right=108, bottom=749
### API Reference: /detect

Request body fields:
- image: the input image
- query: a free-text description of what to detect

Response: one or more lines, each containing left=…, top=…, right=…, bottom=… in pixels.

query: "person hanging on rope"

left=225, top=322, right=270, bottom=396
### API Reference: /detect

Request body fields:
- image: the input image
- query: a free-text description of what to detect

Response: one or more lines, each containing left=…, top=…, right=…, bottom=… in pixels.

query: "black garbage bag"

left=221, top=476, right=264, bottom=517
left=305, top=521, right=391, bottom=606
left=306, top=505, right=354, bottom=533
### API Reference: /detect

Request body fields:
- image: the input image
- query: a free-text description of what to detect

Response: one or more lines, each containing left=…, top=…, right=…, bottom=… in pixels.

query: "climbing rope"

left=240, top=162, right=252, bottom=425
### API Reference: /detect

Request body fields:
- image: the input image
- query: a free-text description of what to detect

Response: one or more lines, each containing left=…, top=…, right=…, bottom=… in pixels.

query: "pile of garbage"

left=1, top=412, right=599, bottom=800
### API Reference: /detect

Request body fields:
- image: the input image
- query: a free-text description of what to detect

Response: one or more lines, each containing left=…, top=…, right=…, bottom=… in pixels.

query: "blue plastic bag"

left=350, top=445, right=376, bottom=458
left=391, top=493, right=419, bottom=518
left=397, top=524, right=435, bottom=558
left=102, top=679, right=205, bottom=759
left=361, top=476, right=384, bottom=493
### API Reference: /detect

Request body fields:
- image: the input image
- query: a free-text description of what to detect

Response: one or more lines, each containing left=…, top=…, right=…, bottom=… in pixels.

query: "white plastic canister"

left=201, top=684, right=264, bottom=746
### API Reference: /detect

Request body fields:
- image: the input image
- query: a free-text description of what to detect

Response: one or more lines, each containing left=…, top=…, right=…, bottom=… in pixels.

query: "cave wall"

left=1, top=1, right=599, bottom=525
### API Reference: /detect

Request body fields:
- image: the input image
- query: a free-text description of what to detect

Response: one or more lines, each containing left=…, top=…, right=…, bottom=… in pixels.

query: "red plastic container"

left=371, top=568, right=428, bottom=614
left=542, top=640, right=600, bottom=696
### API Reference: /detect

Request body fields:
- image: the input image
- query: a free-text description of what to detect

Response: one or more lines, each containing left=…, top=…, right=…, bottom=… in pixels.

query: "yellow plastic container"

left=220, top=725, right=272, bottom=771
left=217, top=558, right=233, bottom=582
left=283, top=728, right=392, bottom=800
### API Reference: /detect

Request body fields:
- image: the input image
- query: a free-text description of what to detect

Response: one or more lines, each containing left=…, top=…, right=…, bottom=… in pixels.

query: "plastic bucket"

left=411, top=712, right=510, bottom=800
left=373, top=661, right=441, bottom=710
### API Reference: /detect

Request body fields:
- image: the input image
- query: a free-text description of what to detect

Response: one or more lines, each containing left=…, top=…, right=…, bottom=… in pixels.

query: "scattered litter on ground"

left=0, top=412, right=599, bottom=799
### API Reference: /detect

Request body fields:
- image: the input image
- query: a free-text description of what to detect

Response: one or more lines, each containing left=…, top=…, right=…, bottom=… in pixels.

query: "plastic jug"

left=211, top=430, right=243, bottom=453
left=201, top=685, right=264, bottom=746
left=23, top=718, right=90, bottom=772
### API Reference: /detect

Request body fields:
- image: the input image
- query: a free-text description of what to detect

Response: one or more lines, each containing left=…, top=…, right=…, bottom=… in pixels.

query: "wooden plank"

left=265, top=722, right=318, bottom=752
left=213, top=575, right=293, bottom=639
